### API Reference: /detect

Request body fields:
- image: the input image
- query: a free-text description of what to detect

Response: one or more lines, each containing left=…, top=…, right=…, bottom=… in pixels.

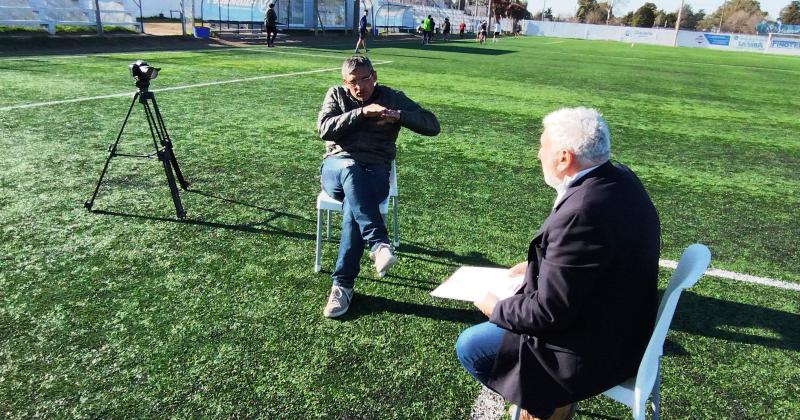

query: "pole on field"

left=94, top=0, right=103, bottom=35
left=673, top=0, right=684, bottom=47
left=718, top=0, right=726, bottom=33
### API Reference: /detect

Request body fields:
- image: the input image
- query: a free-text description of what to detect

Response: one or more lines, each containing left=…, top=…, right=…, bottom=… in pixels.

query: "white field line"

left=542, top=40, right=566, bottom=45
left=0, top=60, right=392, bottom=112
left=0, top=54, right=89, bottom=61
left=658, top=259, right=800, bottom=291
left=540, top=47, right=800, bottom=74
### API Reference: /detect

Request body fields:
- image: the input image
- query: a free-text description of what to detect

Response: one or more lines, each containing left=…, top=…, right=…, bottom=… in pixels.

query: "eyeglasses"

left=343, top=73, right=374, bottom=87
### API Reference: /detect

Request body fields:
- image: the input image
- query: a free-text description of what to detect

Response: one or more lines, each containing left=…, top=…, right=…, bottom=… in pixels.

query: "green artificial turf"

left=1, top=36, right=798, bottom=418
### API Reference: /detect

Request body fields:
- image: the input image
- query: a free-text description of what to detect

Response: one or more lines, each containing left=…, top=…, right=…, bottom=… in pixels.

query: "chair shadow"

left=669, top=291, right=800, bottom=352
left=187, top=189, right=315, bottom=224
left=573, top=410, right=619, bottom=420
left=399, top=240, right=504, bottom=268
left=339, top=293, right=484, bottom=324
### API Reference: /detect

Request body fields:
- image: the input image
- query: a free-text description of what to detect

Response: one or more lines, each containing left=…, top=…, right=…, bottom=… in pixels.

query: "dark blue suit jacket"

left=487, top=161, right=660, bottom=411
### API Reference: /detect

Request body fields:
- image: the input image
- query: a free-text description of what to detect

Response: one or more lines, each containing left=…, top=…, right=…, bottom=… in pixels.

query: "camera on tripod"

left=85, top=60, right=190, bottom=219
left=129, top=60, right=159, bottom=90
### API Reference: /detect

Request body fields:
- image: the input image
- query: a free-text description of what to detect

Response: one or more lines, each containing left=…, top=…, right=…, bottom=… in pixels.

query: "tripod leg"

left=150, top=94, right=189, bottom=190
left=159, top=149, right=186, bottom=219
left=143, top=97, right=186, bottom=219
left=85, top=93, right=139, bottom=211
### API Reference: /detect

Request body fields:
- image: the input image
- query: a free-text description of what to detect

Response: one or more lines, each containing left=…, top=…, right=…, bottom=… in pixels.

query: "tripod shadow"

left=90, top=208, right=315, bottom=241
left=187, top=189, right=315, bottom=224
left=338, top=293, right=484, bottom=323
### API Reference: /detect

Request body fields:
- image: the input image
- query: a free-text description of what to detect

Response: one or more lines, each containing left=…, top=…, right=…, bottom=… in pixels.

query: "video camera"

left=128, top=60, right=160, bottom=90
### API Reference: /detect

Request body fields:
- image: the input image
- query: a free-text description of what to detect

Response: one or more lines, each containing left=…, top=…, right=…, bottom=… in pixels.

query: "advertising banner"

left=520, top=20, right=799, bottom=56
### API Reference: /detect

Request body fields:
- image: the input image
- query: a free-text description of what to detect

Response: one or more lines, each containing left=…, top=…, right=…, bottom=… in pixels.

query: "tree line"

left=533, top=0, right=800, bottom=34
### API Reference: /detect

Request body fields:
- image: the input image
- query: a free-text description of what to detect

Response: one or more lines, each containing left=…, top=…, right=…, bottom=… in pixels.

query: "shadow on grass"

left=90, top=208, right=315, bottom=241
left=399, top=240, right=503, bottom=268
left=573, top=410, right=619, bottom=420
left=187, top=189, right=315, bottom=223
left=671, top=292, right=800, bottom=352
left=341, top=293, right=484, bottom=323
left=382, top=42, right=515, bottom=55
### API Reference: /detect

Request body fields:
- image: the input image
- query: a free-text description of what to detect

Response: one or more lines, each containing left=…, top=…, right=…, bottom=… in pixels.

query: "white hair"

left=542, top=107, right=610, bottom=166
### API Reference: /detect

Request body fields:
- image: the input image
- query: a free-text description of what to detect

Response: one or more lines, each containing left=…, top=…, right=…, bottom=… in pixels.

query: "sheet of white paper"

left=430, top=266, right=524, bottom=302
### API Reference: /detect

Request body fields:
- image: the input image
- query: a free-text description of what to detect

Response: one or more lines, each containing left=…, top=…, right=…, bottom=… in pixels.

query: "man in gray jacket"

left=317, top=56, right=440, bottom=318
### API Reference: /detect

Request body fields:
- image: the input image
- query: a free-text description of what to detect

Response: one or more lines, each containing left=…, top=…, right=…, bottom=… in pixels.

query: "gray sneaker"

left=323, top=285, right=353, bottom=318
left=369, top=243, right=396, bottom=276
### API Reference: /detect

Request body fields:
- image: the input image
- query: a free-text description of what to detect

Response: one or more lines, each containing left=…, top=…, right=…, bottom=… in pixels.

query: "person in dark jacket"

left=355, top=9, right=369, bottom=53
left=456, top=107, right=660, bottom=419
left=264, top=3, right=277, bottom=47
left=442, top=17, right=451, bottom=41
left=316, top=56, right=440, bottom=318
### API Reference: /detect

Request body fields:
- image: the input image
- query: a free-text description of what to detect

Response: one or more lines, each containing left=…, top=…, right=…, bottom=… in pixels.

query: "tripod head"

left=129, top=60, right=159, bottom=92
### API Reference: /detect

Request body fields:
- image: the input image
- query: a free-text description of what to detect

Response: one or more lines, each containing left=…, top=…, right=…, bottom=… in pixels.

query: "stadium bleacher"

left=0, top=0, right=139, bottom=34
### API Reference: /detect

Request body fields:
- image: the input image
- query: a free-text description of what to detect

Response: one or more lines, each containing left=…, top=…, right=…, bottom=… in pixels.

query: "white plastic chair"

left=601, top=243, right=711, bottom=420
left=510, top=243, right=711, bottom=420
left=314, top=160, right=399, bottom=273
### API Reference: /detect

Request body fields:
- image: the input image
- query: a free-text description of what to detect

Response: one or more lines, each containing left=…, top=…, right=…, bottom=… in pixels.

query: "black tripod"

left=85, top=79, right=189, bottom=219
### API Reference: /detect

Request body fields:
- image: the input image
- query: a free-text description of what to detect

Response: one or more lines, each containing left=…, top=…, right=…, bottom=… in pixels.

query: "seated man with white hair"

left=455, top=107, right=660, bottom=419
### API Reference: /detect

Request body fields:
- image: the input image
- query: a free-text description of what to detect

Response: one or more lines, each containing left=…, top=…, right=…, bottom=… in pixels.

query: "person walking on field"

left=355, top=9, right=369, bottom=53
left=264, top=3, right=278, bottom=47
left=477, top=20, right=487, bottom=44
left=442, top=17, right=451, bottom=42
left=459, top=20, right=466, bottom=38
left=492, top=20, right=501, bottom=43
left=421, top=15, right=433, bottom=44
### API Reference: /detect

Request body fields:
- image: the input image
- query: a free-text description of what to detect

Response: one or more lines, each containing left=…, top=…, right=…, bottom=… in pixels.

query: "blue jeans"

left=456, top=322, right=556, bottom=418
left=321, top=156, right=390, bottom=289
left=455, top=321, right=505, bottom=387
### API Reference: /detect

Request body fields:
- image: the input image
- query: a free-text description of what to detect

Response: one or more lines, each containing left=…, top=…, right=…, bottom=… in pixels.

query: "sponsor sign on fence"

left=519, top=20, right=800, bottom=56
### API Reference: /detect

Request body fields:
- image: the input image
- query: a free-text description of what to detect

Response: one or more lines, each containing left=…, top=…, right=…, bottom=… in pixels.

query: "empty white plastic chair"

left=314, top=160, right=399, bottom=273
left=601, top=243, right=711, bottom=420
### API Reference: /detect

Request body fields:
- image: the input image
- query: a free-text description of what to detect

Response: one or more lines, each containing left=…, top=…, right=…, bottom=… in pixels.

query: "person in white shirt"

left=493, top=21, right=501, bottom=42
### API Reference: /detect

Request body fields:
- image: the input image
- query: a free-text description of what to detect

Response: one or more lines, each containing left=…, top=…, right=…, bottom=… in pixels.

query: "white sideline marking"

left=0, top=60, right=393, bottom=112
left=0, top=54, right=89, bottom=61
left=659, top=259, right=800, bottom=291
left=542, top=41, right=566, bottom=45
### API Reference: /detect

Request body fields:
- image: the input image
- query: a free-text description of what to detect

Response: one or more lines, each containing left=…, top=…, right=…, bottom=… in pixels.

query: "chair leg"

left=325, top=209, right=331, bottom=240
left=392, top=196, right=399, bottom=248
left=315, top=208, right=323, bottom=272
left=652, top=370, right=661, bottom=420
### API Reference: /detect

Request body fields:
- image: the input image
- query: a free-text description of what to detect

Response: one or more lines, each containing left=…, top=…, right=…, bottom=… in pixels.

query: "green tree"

left=603, top=0, right=628, bottom=24
left=678, top=5, right=705, bottom=30
left=632, top=2, right=657, bottom=27
left=621, top=11, right=634, bottom=25
left=780, top=1, right=800, bottom=24
left=491, top=0, right=531, bottom=21
left=576, top=0, right=599, bottom=22
left=698, top=0, right=767, bottom=33
left=532, top=7, right=554, bottom=20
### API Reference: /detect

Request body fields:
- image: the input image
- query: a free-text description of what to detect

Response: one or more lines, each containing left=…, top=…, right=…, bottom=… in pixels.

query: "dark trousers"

left=266, top=26, right=277, bottom=45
